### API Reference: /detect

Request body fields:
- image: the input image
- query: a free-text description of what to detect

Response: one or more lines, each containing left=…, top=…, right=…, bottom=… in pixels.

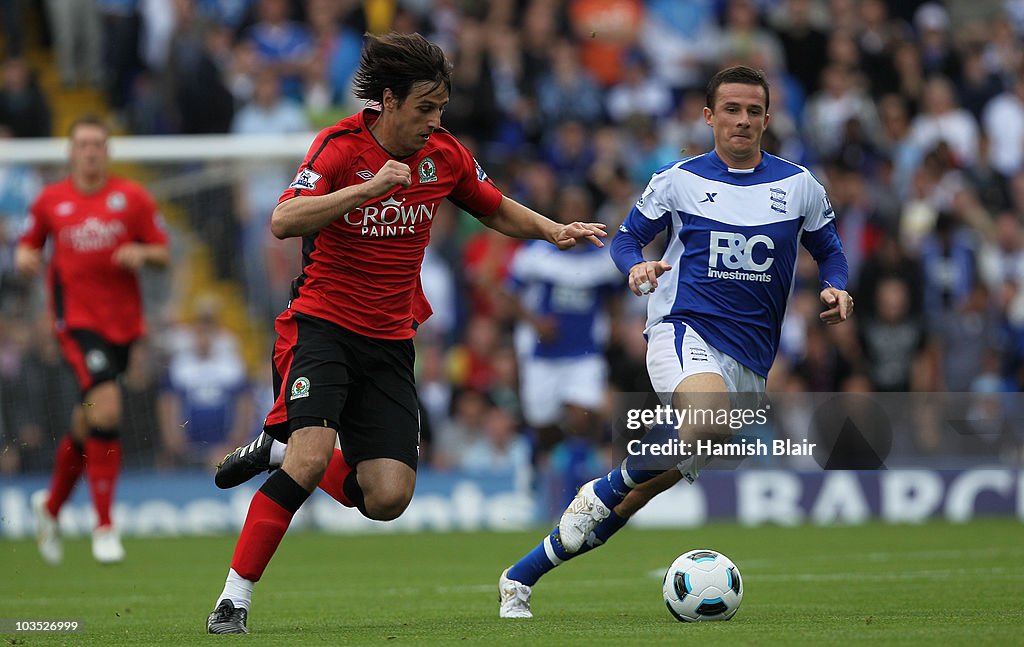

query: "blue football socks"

left=592, top=422, right=677, bottom=508
left=505, top=423, right=682, bottom=587
left=507, top=510, right=628, bottom=586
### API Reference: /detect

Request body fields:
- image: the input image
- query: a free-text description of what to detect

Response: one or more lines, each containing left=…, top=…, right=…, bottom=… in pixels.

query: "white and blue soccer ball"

left=662, top=549, right=743, bottom=622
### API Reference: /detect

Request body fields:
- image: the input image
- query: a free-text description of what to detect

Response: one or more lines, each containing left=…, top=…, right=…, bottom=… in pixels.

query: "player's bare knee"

left=283, top=426, right=337, bottom=487
left=307, top=451, right=331, bottom=480
left=84, top=402, right=120, bottom=430
left=83, top=382, right=121, bottom=430
left=363, top=486, right=413, bottom=521
left=691, top=418, right=736, bottom=451
left=355, top=459, right=415, bottom=520
left=364, top=497, right=410, bottom=521
left=282, top=446, right=332, bottom=489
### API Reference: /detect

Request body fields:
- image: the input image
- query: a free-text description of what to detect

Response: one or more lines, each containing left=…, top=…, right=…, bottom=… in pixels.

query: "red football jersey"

left=20, top=177, right=167, bottom=344
left=279, top=109, right=504, bottom=339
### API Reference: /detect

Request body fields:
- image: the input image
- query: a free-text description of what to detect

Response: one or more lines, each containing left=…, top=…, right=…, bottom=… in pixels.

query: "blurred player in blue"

left=507, top=186, right=621, bottom=471
left=499, top=65, right=854, bottom=618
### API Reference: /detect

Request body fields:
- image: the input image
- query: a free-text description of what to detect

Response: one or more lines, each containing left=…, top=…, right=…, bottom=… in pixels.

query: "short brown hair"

left=68, top=114, right=110, bottom=139
left=352, top=32, right=452, bottom=105
left=706, top=66, right=771, bottom=112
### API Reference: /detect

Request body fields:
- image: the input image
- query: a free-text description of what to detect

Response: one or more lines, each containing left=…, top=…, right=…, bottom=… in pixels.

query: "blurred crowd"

left=2, top=0, right=1024, bottom=488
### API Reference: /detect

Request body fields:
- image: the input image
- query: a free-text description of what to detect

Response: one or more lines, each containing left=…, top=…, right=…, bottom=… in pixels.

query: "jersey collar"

left=708, top=149, right=768, bottom=174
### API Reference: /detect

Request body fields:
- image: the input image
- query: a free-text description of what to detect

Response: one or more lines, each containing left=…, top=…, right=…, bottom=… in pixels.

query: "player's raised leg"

left=501, top=470, right=681, bottom=617
left=557, top=387, right=727, bottom=554
left=216, top=434, right=357, bottom=508
left=556, top=422, right=679, bottom=552
left=558, top=319, right=735, bottom=552
left=215, top=432, right=279, bottom=489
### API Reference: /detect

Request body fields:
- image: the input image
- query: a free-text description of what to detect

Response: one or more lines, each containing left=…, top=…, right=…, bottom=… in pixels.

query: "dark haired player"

left=499, top=66, right=853, bottom=618
left=206, top=32, right=606, bottom=634
left=16, top=115, right=169, bottom=565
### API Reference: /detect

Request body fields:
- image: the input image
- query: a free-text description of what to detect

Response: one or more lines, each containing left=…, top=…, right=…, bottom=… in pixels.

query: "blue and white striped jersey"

left=509, top=241, right=621, bottom=359
left=611, top=150, right=848, bottom=377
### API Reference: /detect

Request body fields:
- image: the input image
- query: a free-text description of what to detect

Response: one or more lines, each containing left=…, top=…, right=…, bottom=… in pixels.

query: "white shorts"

left=520, top=355, right=607, bottom=427
left=646, top=320, right=766, bottom=481
left=645, top=320, right=765, bottom=401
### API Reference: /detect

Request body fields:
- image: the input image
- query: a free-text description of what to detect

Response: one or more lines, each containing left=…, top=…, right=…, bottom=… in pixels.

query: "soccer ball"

left=662, top=549, right=743, bottom=622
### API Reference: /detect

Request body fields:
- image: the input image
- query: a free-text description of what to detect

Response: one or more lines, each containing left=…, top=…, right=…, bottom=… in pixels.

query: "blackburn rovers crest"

left=418, top=157, right=437, bottom=183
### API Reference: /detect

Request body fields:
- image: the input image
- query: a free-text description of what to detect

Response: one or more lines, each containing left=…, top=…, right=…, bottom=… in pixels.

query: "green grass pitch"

left=3, top=519, right=1023, bottom=645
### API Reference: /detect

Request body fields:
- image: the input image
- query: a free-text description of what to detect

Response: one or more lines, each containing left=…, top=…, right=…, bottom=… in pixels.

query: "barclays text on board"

left=1, top=468, right=1020, bottom=538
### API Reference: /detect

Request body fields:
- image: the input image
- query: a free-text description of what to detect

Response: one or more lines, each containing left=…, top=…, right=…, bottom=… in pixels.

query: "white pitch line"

left=383, top=564, right=1024, bottom=597
left=730, top=545, right=1024, bottom=569
left=752, top=566, right=1024, bottom=583
left=386, top=561, right=1024, bottom=597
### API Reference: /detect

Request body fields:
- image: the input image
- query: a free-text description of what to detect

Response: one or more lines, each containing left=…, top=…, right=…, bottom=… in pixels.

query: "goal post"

left=1, top=133, right=318, bottom=164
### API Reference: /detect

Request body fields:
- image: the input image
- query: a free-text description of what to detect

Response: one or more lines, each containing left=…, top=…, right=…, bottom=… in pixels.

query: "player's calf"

left=82, top=382, right=122, bottom=430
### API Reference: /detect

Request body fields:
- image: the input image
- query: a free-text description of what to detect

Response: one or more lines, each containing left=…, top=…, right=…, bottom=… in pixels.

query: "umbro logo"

left=699, top=192, right=718, bottom=203
left=356, top=170, right=375, bottom=181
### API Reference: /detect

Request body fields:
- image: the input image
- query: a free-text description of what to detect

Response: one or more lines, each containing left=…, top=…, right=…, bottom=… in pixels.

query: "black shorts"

left=264, top=311, right=420, bottom=470
left=56, top=329, right=133, bottom=395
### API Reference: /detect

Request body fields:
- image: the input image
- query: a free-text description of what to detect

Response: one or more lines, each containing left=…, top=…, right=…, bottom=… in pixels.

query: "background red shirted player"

left=206, top=33, right=606, bottom=634
left=15, top=115, right=169, bottom=565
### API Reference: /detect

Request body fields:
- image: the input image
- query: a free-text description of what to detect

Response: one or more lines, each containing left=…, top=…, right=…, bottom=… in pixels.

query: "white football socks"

left=269, top=440, right=286, bottom=467
left=218, top=568, right=253, bottom=610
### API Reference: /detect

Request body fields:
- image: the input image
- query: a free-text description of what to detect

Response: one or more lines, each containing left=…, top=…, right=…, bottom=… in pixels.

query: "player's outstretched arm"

left=481, top=196, right=606, bottom=249
left=271, top=160, right=412, bottom=238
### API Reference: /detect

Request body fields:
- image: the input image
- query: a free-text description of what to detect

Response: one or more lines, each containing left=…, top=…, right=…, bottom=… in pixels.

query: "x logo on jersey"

left=699, top=192, right=718, bottom=203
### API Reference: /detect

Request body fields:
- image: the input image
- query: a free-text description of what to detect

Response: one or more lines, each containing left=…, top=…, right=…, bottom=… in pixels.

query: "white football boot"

left=557, top=479, right=611, bottom=553
left=32, top=490, right=62, bottom=565
left=92, top=526, right=125, bottom=564
left=498, top=568, right=533, bottom=618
